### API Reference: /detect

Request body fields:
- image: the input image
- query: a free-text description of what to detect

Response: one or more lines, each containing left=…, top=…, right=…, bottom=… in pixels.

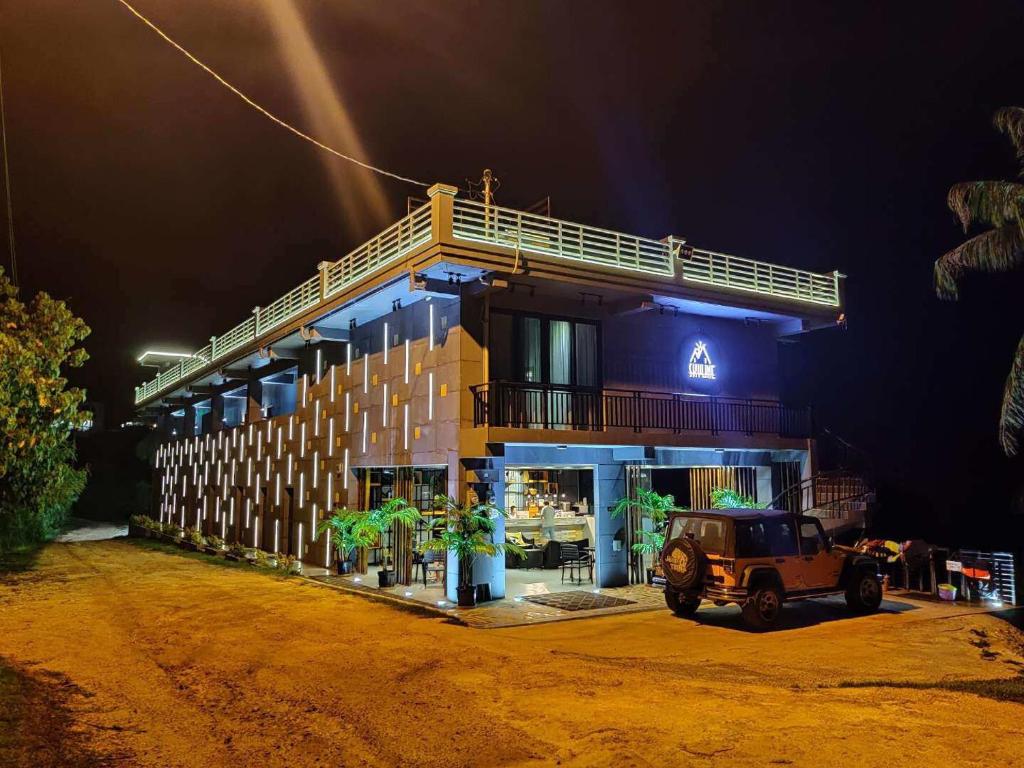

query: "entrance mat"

left=522, top=591, right=636, bottom=611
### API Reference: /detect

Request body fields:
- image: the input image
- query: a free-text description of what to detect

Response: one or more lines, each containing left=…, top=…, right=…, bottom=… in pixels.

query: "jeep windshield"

left=666, top=515, right=728, bottom=556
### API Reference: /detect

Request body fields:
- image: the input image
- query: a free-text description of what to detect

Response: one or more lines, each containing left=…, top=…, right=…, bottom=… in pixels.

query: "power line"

left=0, top=46, right=17, bottom=287
left=114, top=0, right=430, bottom=189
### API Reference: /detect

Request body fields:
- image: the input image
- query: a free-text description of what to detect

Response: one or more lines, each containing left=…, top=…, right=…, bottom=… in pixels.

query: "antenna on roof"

left=466, top=169, right=500, bottom=204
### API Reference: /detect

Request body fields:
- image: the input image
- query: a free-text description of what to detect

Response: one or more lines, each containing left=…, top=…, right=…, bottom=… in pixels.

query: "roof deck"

left=134, top=183, right=844, bottom=408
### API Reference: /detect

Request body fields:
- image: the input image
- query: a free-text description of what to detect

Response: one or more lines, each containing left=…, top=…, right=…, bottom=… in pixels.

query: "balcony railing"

left=470, top=382, right=812, bottom=438
left=135, top=187, right=841, bottom=408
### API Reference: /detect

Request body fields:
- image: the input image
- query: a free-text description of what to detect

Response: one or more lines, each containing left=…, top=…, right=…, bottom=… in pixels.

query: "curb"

left=300, top=575, right=467, bottom=625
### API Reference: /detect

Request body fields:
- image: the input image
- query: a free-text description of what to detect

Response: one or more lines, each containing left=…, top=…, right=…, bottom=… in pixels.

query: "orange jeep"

left=656, top=508, right=882, bottom=630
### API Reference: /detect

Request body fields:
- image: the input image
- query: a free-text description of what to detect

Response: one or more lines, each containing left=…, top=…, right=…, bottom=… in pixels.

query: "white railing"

left=135, top=195, right=842, bottom=406
left=682, top=248, right=840, bottom=307
left=452, top=198, right=674, bottom=277
left=134, top=204, right=432, bottom=405
left=324, top=203, right=432, bottom=296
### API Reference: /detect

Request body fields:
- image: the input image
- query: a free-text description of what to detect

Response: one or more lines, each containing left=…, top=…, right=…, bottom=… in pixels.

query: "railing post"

left=317, top=261, right=329, bottom=300
left=427, top=183, right=457, bottom=246
left=209, top=335, right=217, bottom=361
left=252, top=306, right=261, bottom=336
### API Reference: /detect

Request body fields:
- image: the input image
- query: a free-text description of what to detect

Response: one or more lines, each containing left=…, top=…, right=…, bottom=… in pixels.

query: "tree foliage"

left=0, top=268, right=90, bottom=549
left=935, top=107, right=1024, bottom=456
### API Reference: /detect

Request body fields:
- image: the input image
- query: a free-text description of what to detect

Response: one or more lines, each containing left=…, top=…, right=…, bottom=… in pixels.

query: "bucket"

left=938, top=583, right=957, bottom=601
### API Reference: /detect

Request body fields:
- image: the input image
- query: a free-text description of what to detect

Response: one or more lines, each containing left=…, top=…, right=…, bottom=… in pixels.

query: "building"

left=137, top=184, right=845, bottom=602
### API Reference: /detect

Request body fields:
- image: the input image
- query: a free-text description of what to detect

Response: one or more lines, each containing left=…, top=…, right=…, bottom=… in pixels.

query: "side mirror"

left=826, top=535, right=835, bottom=552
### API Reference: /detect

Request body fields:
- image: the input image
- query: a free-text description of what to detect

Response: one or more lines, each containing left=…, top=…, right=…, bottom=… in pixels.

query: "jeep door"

left=797, top=518, right=842, bottom=589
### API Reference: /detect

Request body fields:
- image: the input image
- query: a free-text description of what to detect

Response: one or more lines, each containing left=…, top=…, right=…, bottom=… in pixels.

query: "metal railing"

left=452, top=198, right=675, bottom=277
left=470, top=381, right=812, bottom=438
left=134, top=204, right=432, bottom=405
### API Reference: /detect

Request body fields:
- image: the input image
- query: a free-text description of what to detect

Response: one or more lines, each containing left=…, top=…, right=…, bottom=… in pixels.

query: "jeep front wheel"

left=741, top=586, right=782, bottom=630
left=665, top=589, right=701, bottom=618
left=846, top=571, right=882, bottom=614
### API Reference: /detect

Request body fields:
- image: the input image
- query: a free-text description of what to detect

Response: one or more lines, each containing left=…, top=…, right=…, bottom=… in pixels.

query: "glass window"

left=735, top=519, right=798, bottom=557
left=668, top=515, right=727, bottom=555
left=490, top=312, right=513, bottom=380
left=549, top=320, right=572, bottom=385
left=799, top=521, right=824, bottom=555
left=575, top=323, right=598, bottom=386
left=521, top=317, right=542, bottom=383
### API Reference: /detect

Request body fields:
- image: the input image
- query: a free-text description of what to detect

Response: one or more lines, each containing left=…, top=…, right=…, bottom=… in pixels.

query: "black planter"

left=378, top=569, right=397, bottom=588
left=475, top=583, right=492, bottom=603
left=457, top=584, right=476, bottom=608
left=336, top=559, right=354, bottom=575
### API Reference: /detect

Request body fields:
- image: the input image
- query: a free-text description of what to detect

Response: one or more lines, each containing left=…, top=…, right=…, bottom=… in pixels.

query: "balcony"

left=470, top=382, right=813, bottom=439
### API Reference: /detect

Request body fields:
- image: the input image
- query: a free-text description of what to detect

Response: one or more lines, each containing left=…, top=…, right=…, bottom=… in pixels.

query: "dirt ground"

left=2, top=539, right=1023, bottom=768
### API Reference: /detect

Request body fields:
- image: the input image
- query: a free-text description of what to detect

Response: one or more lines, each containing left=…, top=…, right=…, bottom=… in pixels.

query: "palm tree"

left=610, top=487, right=681, bottom=556
left=316, top=507, right=376, bottom=574
left=935, top=106, right=1024, bottom=456
left=367, top=497, right=421, bottom=584
left=419, top=495, right=524, bottom=605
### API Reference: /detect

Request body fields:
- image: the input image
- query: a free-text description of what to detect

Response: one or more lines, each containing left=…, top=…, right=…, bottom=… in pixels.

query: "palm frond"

left=934, top=225, right=1024, bottom=300
left=947, top=181, right=1024, bottom=234
left=999, top=331, right=1024, bottom=456
left=994, top=107, right=1024, bottom=169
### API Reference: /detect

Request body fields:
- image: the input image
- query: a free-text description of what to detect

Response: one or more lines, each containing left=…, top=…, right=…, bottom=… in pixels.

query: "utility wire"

left=114, top=0, right=431, bottom=189
left=0, top=46, right=17, bottom=287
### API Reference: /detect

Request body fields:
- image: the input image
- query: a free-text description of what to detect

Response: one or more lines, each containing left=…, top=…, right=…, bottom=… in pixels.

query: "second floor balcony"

left=469, top=381, right=813, bottom=440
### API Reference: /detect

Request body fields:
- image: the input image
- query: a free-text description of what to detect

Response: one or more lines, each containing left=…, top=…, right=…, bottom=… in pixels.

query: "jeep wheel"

left=741, top=586, right=782, bottom=630
left=665, top=589, right=701, bottom=618
left=846, top=571, right=882, bottom=614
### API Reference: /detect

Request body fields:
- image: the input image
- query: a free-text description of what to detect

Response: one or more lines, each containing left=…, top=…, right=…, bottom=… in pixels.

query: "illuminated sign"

left=687, top=340, right=716, bottom=380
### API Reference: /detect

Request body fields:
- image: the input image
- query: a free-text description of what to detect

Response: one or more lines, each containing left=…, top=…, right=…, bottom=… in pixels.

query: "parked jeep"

left=655, top=508, right=882, bottom=630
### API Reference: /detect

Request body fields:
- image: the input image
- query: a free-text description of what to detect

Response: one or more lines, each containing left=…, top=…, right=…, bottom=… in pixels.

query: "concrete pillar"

left=183, top=403, right=197, bottom=438
left=246, top=374, right=263, bottom=424
left=210, top=393, right=225, bottom=433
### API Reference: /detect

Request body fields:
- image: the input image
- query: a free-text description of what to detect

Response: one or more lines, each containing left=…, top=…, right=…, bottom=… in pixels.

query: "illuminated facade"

left=139, top=183, right=845, bottom=599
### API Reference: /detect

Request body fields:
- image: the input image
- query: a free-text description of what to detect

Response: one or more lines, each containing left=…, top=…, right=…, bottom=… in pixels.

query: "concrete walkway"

left=56, top=517, right=128, bottom=543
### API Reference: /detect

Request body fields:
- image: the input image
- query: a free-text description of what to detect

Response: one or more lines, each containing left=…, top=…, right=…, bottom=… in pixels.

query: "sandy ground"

left=2, top=539, right=1023, bottom=768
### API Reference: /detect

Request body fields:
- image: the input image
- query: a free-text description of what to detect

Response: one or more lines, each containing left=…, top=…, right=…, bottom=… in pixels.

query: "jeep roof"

left=670, top=508, right=792, bottom=521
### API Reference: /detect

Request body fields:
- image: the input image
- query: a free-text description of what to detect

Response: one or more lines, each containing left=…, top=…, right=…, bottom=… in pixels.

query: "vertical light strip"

left=404, top=339, right=410, bottom=384
left=315, top=349, right=322, bottom=383
left=274, top=519, right=280, bottom=554
left=312, top=451, right=319, bottom=489
left=346, top=342, right=352, bottom=375
left=363, top=353, right=369, bottom=393
left=300, top=422, right=307, bottom=458
left=229, top=497, right=235, bottom=525
left=298, top=472, right=305, bottom=508
left=328, top=417, right=334, bottom=456
left=344, top=392, right=351, bottom=431
left=383, top=322, right=389, bottom=364
left=428, top=302, right=435, bottom=351
left=301, top=374, right=308, bottom=405
left=343, top=448, right=349, bottom=488
left=362, top=412, right=368, bottom=453
left=247, top=457, right=252, bottom=486
left=382, top=383, right=389, bottom=427
left=264, top=455, right=271, bottom=482
left=298, top=522, right=304, bottom=557
left=403, top=404, right=409, bottom=450
left=276, top=427, right=282, bottom=459
left=245, top=498, right=251, bottom=528
left=254, top=516, right=260, bottom=548
left=309, top=504, right=316, bottom=543
left=329, top=364, right=336, bottom=402
left=428, top=372, right=434, bottom=420
left=288, top=414, right=294, bottom=441
left=286, top=455, right=293, bottom=486
left=326, top=471, right=333, bottom=508
left=275, top=473, right=281, bottom=506
left=314, top=400, right=320, bottom=436
left=324, top=515, right=331, bottom=568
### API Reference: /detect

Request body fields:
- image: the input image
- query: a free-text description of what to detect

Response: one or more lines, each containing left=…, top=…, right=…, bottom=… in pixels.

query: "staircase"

left=771, top=471, right=874, bottom=537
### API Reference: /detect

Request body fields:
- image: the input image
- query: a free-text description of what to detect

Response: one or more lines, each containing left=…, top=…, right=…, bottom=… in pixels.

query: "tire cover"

left=660, top=537, right=705, bottom=589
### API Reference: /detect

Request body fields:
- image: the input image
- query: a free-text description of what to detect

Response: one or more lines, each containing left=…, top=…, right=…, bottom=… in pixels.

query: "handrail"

left=452, top=198, right=674, bottom=277
left=134, top=203, right=432, bottom=405
left=682, top=247, right=840, bottom=306
left=470, top=381, right=812, bottom=438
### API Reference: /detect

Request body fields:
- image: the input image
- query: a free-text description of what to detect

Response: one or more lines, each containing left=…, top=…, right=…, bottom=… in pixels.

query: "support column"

left=210, top=393, right=225, bottom=433
left=183, top=403, right=197, bottom=438
left=246, top=373, right=263, bottom=424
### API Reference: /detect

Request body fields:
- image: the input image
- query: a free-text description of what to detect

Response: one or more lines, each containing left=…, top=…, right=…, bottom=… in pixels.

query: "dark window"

left=799, top=521, right=824, bottom=555
left=735, top=519, right=798, bottom=558
left=490, top=310, right=600, bottom=387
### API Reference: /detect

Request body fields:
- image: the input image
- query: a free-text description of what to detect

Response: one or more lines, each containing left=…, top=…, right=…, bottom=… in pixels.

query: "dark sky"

left=3, top=1, right=1023, bottom=544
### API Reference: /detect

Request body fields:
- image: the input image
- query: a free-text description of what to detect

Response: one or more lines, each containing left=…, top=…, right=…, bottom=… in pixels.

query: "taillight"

left=721, top=558, right=735, bottom=574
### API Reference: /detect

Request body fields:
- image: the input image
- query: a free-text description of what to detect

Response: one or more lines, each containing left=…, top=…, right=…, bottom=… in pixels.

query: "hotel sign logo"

left=687, top=340, right=716, bottom=381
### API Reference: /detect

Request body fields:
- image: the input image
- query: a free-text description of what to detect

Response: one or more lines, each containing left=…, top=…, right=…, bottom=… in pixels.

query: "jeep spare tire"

left=660, top=537, right=706, bottom=590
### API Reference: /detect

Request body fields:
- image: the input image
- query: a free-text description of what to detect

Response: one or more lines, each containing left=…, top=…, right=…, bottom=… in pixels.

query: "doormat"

left=522, top=591, right=636, bottom=611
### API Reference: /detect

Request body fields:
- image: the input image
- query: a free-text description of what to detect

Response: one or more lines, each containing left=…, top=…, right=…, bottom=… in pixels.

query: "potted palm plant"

left=367, top=498, right=421, bottom=588
left=316, top=507, right=376, bottom=575
left=420, top=495, right=524, bottom=607
left=611, top=488, right=680, bottom=584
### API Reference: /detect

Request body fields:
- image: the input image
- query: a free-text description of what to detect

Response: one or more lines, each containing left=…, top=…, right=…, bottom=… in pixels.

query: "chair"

left=560, top=543, right=593, bottom=585
left=421, top=548, right=446, bottom=587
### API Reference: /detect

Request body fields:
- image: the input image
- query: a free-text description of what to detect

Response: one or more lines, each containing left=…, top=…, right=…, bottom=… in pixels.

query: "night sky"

left=3, top=1, right=1023, bottom=545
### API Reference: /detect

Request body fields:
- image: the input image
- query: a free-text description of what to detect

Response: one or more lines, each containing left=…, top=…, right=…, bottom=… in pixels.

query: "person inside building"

left=540, top=501, right=556, bottom=541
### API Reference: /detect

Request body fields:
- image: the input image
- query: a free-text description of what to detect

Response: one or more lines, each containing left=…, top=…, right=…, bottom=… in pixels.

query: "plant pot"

left=475, top=583, right=492, bottom=603
left=645, top=567, right=655, bottom=585
left=336, top=560, right=354, bottom=575
left=457, top=584, right=476, bottom=608
left=378, top=569, right=396, bottom=588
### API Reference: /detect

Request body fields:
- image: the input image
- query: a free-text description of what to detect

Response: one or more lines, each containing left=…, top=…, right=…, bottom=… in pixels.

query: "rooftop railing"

left=135, top=189, right=841, bottom=406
